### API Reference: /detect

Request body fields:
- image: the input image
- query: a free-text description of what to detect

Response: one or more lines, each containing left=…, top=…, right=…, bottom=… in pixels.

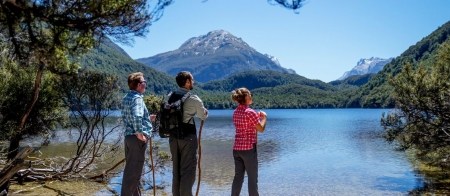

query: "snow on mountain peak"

left=337, top=57, right=393, bottom=80
left=181, top=30, right=249, bottom=52
left=264, top=54, right=281, bottom=66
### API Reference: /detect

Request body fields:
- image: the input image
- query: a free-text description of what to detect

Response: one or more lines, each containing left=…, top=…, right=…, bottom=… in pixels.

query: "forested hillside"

left=199, top=70, right=336, bottom=91
left=79, top=38, right=178, bottom=95
left=196, top=70, right=355, bottom=109
left=329, top=74, right=375, bottom=88
left=350, top=20, right=450, bottom=108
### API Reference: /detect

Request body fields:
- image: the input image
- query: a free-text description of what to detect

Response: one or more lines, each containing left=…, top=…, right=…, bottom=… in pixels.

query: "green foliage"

left=329, top=73, right=375, bottom=87
left=144, top=95, right=164, bottom=115
left=381, top=41, right=450, bottom=166
left=0, top=63, right=67, bottom=141
left=251, top=84, right=351, bottom=109
left=201, top=92, right=234, bottom=109
left=59, top=69, right=121, bottom=112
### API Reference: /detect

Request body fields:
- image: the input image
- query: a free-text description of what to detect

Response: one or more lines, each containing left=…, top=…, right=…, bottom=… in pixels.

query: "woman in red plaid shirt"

left=230, top=87, right=267, bottom=196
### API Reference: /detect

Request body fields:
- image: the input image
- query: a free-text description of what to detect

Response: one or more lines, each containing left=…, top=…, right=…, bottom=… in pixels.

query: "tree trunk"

left=6, top=134, right=21, bottom=160
left=7, top=62, right=44, bottom=160
left=0, top=146, right=33, bottom=193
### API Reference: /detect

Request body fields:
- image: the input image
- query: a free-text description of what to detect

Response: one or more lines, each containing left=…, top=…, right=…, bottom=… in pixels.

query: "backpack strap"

left=167, top=91, right=181, bottom=104
left=181, top=92, right=191, bottom=102
left=180, top=92, right=194, bottom=125
left=167, top=91, right=191, bottom=104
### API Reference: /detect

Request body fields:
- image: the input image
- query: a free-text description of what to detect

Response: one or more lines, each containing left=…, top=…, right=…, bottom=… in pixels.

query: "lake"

left=14, top=109, right=424, bottom=195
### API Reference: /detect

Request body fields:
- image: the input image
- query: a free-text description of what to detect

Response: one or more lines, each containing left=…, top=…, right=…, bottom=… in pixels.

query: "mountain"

left=337, top=57, right=393, bottom=80
left=136, top=30, right=296, bottom=83
left=79, top=37, right=178, bottom=94
left=349, top=20, right=450, bottom=108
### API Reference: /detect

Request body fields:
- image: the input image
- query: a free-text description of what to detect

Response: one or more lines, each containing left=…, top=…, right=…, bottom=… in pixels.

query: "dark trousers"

left=169, top=135, right=198, bottom=196
left=231, top=144, right=259, bottom=196
left=121, top=135, right=147, bottom=196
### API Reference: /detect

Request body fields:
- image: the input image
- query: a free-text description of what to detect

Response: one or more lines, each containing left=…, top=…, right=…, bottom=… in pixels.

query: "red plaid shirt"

left=233, top=104, right=260, bottom=151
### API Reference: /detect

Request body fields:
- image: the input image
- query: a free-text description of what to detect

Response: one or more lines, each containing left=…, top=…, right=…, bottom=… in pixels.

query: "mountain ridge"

left=136, top=30, right=296, bottom=82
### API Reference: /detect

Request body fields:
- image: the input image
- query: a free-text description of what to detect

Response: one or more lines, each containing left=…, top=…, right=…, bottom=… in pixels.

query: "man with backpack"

left=168, top=71, right=208, bottom=196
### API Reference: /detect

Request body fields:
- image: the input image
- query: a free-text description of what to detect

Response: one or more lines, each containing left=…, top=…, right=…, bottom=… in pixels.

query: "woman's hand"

left=256, top=110, right=267, bottom=133
left=259, top=111, right=267, bottom=119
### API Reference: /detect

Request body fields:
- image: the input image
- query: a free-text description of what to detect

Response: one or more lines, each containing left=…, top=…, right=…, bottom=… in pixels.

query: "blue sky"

left=117, top=0, right=450, bottom=82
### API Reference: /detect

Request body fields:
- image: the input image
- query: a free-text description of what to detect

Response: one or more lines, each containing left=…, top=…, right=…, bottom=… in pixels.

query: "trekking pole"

left=149, top=136, right=156, bottom=196
left=195, top=120, right=205, bottom=196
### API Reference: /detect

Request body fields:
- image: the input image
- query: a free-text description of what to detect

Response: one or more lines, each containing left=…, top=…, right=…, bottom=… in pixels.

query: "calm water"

left=18, top=109, right=424, bottom=195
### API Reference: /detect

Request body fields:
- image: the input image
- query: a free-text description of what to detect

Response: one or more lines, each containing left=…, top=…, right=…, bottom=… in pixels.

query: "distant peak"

left=338, top=57, right=393, bottom=80
left=179, top=30, right=250, bottom=52
left=357, top=57, right=385, bottom=66
left=204, top=29, right=237, bottom=41
left=207, top=29, right=230, bottom=36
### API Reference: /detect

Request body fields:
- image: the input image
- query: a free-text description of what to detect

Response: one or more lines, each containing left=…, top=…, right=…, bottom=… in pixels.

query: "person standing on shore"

left=169, top=71, right=208, bottom=196
left=230, top=87, right=267, bottom=196
left=120, top=72, right=154, bottom=196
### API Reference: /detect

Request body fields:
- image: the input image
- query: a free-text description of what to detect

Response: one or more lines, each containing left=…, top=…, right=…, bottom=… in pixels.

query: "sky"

left=116, top=0, right=450, bottom=82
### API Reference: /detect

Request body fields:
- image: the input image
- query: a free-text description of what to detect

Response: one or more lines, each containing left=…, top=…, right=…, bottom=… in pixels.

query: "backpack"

left=157, top=91, right=191, bottom=138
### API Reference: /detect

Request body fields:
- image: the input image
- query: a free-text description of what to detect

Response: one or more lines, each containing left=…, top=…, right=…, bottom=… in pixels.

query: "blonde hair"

left=127, top=72, right=143, bottom=90
left=231, top=87, right=250, bottom=104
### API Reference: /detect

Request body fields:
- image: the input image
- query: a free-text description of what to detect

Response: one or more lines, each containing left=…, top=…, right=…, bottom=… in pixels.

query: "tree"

left=0, top=62, right=67, bottom=148
left=381, top=40, right=450, bottom=166
left=0, top=0, right=173, bottom=159
left=54, top=69, right=123, bottom=178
